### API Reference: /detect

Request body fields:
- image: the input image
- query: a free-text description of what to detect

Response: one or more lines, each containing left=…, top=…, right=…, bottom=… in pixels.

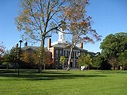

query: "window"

left=65, top=50, right=67, bottom=57
left=60, top=50, right=62, bottom=56
left=55, top=50, right=58, bottom=57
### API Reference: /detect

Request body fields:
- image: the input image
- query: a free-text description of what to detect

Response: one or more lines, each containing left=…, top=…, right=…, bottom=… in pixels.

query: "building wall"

left=49, top=47, right=84, bottom=69
left=47, top=38, right=88, bottom=69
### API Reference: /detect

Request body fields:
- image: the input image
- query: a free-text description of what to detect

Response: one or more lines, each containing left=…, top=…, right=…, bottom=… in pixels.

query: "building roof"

left=22, top=46, right=38, bottom=51
left=51, top=42, right=88, bottom=52
left=51, top=42, right=70, bottom=48
left=22, top=46, right=50, bottom=52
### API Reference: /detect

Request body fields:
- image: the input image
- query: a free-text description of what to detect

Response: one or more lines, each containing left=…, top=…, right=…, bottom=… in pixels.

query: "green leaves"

left=60, top=56, right=66, bottom=64
left=100, top=32, right=127, bottom=69
left=92, top=55, right=102, bottom=69
left=117, top=50, right=127, bottom=70
left=77, top=53, right=92, bottom=67
left=100, top=32, right=127, bottom=58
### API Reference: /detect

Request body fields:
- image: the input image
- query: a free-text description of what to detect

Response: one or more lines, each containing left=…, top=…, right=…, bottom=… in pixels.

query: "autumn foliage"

left=16, top=0, right=101, bottom=71
left=60, top=0, right=101, bottom=44
left=21, top=49, right=52, bottom=67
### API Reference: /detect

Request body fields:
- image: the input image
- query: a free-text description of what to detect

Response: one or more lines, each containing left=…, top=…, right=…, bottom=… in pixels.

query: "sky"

left=0, top=0, right=127, bottom=52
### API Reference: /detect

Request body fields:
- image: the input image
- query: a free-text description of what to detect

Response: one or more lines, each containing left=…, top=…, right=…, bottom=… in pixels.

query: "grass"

left=0, top=69, right=127, bottom=95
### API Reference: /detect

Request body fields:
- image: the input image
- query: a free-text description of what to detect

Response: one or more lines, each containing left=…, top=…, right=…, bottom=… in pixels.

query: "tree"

left=60, top=0, right=101, bottom=70
left=84, top=54, right=92, bottom=70
left=0, top=42, right=5, bottom=59
left=100, top=32, right=127, bottom=70
left=21, top=51, right=34, bottom=68
left=77, top=53, right=92, bottom=70
left=77, top=53, right=85, bottom=67
left=118, top=50, right=127, bottom=70
left=92, top=54, right=102, bottom=70
left=2, top=50, right=14, bottom=69
left=2, top=51, right=9, bottom=69
left=41, top=49, right=52, bottom=70
left=16, top=0, right=101, bottom=72
left=16, top=0, right=68, bottom=72
left=108, top=56, right=117, bottom=70
left=9, top=47, right=17, bottom=63
left=20, top=48, right=52, bottom=70
left=32, top=49, right=52, bottom=70
left=60, top=56, right=66, bottom=69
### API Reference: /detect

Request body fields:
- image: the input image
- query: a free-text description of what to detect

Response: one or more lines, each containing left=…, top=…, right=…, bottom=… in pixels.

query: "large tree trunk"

left=38, top=37, right=45, bottom=73
left=67, top=44, right=74, bottom=71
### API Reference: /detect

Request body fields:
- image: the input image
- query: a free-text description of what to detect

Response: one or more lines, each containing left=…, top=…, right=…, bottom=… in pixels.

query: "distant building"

left=21, top=29, right=96, bottom=69
left=21, top=42, right=52, bottom=69
left=47, top=29, right=93, bottom=69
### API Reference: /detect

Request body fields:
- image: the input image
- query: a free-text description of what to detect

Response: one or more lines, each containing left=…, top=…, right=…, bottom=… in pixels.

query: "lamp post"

left=17, top=40, right=22, bottom=75
left=15, top=43, right=18, bottom=72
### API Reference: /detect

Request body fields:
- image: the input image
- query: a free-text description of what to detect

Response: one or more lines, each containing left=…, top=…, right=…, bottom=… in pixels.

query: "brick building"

left=47, top=29, right=90, bottom=69
left=21, top=29, right=95, bottom=69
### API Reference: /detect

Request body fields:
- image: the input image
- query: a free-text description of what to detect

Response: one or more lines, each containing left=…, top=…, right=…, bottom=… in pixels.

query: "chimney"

left=48, top=38, right=51, bottom=48
left=79, top=43, right=83, bottom=48
left=24, top=41, right=27, bottom=47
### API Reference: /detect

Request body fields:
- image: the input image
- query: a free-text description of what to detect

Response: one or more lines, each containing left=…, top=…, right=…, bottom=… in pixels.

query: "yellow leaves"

left=23, top=9, right=30, bottom=15
left=84, top=54, right=92, bottom=64
left=21, top=52, right=31, bottom=64
left=60, top=56, right=66, bottom=64
left=18, top=16, right=23, bottom=22
left=17, top=13, right=31, bottom=23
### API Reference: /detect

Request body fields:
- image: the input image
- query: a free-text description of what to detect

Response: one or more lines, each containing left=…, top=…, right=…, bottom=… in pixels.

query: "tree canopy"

left=117, top=50, right=127, bottom=70
left=16, top=0, right=101, bottom=72
left=77, top=53, right=92, bottom=69
left=92, top=54, right=102, bottom=69
left=100, top=32, right=127, bottom=58
left=16, top=0, right=101, bottom=45
left=100, top=32, right=127, bottom=69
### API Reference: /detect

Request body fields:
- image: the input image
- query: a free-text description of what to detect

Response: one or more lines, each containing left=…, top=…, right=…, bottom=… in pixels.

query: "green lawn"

left=0, top=69, right=127, bottom=95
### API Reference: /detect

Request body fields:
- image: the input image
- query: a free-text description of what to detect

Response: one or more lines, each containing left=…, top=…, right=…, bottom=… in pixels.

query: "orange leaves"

left=67, top=11, right=72, bottom=18
left=26, top=19, right=31, bottom=22
left=60, top=0, right=101, bottom=44
left=80, top=21, right=86, bottom=26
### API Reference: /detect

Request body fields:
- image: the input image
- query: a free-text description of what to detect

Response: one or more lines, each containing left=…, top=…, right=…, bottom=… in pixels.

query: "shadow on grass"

left=0, top=69, right=107, bottom=81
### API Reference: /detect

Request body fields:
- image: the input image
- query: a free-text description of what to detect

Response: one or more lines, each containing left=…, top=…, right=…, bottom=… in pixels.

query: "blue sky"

left=0, top=0, right=127, bottom=52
